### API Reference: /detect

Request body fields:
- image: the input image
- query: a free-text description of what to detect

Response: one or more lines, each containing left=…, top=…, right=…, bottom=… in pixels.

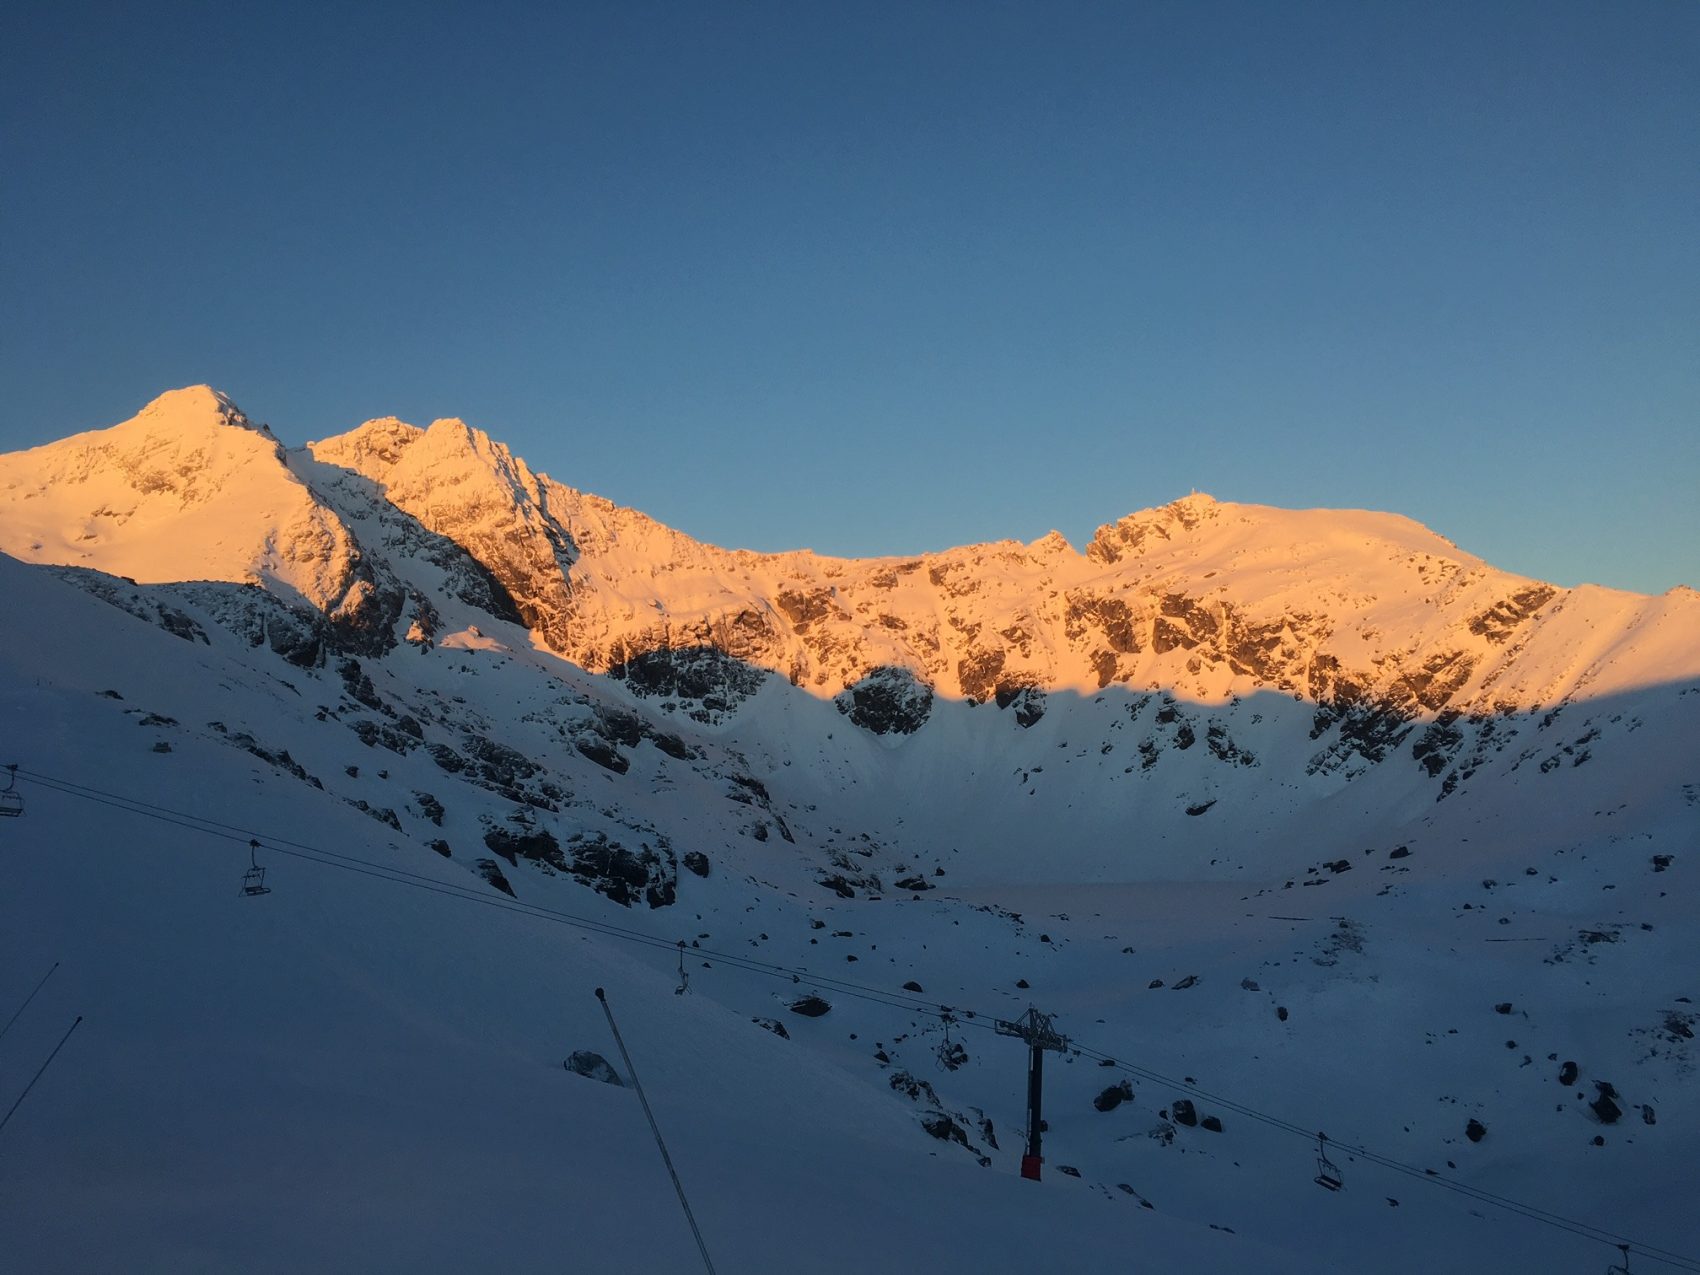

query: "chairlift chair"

left=0, top=765, right=22, bottom=818
left=241, top=839, right=271, bottom=896
left=1607, top=1244, right=1632, bottom=1274
left=1314, top=1132, right=1344, bottom=1191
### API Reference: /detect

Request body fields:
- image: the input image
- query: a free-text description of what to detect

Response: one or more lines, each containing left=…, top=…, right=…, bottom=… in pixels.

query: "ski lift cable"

left=0, top=1016, right=83, bottom=1145
left=17, top=766, right=1700, bottom=1270
left=0, top=961, right=60, bottom=1046
left=1066, top=1042, right=1700, bottom=1272
left=595, top=988, right=718, bottom=1275
left=13, top=768, right=998, bottom=1021
left=13, top=769, right=946, bottom=1017
left=1070, top=1043, right=1683, bottom=1262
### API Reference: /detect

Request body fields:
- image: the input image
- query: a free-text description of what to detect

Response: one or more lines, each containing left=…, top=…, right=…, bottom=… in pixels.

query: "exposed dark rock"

left=1185, top=800, right=1216, bottom=816
left=1095, top=1081, right=1134, bottom=1112
left=1558, top=1060, right=1579, bottom=1086
left=575, top=736, right=630, bottom=774
left=413, top=790, right=445, bottom=826
left=226, top=732, right=321, bottom=789
left=563, top=1050, right=622, bottom=1086
left=889, top=1071, right=940, bottom=1105
left=352, top=718, right=420, bottom=754
left=834, top=666, right=935, bottom=735
left=789, top=995, right=832, bottom=1017
left=921, top=1113, right=971, bottom=1148
left=337, top=658, right=384, bottom=710
left=956, top=647, right=1007, bottom=705
left=1389, top=846, right=1411, bottom=859
left=775, top=586, right=843, bottom=630
left=646, top=729, right=696, bottom=760
left=1062, top=590, right=1140, bottom=659
left=610, top=647, right=768, bottom=723
left=819, top=874, right=856, bottom=898
left=994, top=680, right=1047, bottom=728
left=565, top=832, right=676, bottom=908
left=902, top=980, right=924, bottom=993
left=483, top=821, right=562, bottom=870
left=473, top=858, right=515, bottom=896
left=1152, top=592, right=1219, bottom=654
left=1465, top=1119, right=1486, bottom=1143
left=894, top=876, right=933, bottom=892
left=1412, top=716, right=1465, bottom=777
left=1171, top=1099, right=1198, bottom=1127
left=427, top=839, right=451, bottom=858
left=682, top=851, right=710, bottom=877
left=1641, top=1104, right=1656, bottom=1126
left=752, top=1017, right=790, bottom=1039
left=353, top=802, right=401, bottom=831
left=1200, top=1116, right=1224, bottom=1133
left=1590, top=1085, right=1622, bottom=1124
left=593, top=706, right=645, bottom=748
left=1171, top=974, right=1199, bottom=990
left=1467, top=586, right=1557, bottom=643
left=1057, top=1164, right=1081, bottom=1178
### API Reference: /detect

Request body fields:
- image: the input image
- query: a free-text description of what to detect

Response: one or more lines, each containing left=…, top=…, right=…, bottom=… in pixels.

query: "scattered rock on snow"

left=1094, top=1081, right=1134, bottom=1113
left=564, top=1051, right=622, bottom=1086
left=1590, top=1084, right=1623, bottom=1125
left=474, top=858, right=515, bottom=897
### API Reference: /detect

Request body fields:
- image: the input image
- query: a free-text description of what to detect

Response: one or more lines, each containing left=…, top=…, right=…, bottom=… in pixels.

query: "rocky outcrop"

left=835, top=666, right=934, bottom=735
left=14, top=388, right=1693, bottom=811
left=563, top=1051, right=623, bottom=1086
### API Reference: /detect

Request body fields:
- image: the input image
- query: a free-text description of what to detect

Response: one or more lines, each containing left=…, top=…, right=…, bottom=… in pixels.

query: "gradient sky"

left=3, top=1, right=1695, bottom=592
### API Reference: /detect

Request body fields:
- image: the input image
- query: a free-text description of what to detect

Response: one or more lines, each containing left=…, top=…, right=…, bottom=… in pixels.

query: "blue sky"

left=3, top=1, right=1695, bottom=591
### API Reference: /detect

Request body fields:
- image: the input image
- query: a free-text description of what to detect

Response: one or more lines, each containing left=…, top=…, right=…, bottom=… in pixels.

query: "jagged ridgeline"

left=4, top=387, right=1699, bottom=1273
left=1, top=385, right=1696, bottom=902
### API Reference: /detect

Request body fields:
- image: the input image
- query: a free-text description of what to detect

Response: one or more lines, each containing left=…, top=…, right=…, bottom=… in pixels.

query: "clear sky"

left=3, top=1, right=1695, bottom=592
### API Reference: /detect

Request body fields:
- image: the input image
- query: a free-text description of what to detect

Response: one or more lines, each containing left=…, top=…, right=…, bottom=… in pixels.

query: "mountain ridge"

left=2, top=388, right=1696, bottom=1272
left=3, top=386, right=1695, bottom=778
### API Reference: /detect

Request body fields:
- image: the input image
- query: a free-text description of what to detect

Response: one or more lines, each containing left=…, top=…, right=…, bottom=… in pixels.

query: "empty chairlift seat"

left=0, top=765, right=22, bottom=818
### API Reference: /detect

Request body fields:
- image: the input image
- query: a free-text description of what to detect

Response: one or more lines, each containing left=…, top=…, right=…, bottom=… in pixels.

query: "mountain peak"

left=1085, top=492, right=1224, bottom=565
left=135, top=385, right=268, bottom=437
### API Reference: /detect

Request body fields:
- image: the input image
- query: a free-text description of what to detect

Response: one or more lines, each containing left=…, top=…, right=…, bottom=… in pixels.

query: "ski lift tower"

left=996, top=1006, right=1069, bottom=1181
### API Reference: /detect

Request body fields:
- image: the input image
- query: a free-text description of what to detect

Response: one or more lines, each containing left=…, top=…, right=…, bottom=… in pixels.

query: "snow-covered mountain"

left=2, top=387, right=1695, bottom=1273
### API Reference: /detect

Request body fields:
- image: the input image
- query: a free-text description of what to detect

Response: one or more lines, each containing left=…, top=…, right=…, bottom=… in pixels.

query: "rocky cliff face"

left=6, top=388, right=1697, bottom=804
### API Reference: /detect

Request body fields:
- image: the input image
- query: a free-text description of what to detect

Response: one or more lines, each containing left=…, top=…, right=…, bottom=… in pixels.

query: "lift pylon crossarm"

left=995, top=1006, right=1069, bottom=1053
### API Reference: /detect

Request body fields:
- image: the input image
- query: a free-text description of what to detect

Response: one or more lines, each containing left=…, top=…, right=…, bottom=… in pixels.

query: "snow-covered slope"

left=2, top=388, right=1696, bottom=1273
left=0, top=388, right=387, bottom=632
